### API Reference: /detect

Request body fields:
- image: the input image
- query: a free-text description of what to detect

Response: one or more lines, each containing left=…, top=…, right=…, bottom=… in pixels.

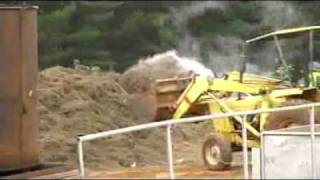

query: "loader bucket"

left=154, top=77, right=192, bottom=121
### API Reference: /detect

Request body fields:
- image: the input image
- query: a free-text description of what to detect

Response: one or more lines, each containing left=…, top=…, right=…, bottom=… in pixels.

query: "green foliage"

left=32, top=1, right=177, bottom=71
left=3, top=1, right=320, bottom=73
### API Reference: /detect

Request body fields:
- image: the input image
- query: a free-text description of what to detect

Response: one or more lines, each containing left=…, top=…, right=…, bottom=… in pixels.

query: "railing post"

left=310, top=106, right=316, bottom=179
left=242, top=115, right=249, bottom=179
left=260, top=132, right=265, bottom=179
left=166, top=124, right=175, bottom=179
left=78, top=138, right=85, bottom=178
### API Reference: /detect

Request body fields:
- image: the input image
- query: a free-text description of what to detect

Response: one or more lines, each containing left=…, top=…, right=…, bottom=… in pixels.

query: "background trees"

left=1, top=1, right=320, bottom=73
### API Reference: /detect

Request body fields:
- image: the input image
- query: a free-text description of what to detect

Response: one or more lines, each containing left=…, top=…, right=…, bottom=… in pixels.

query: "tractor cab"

left=243, top=26, right=320, bottom=88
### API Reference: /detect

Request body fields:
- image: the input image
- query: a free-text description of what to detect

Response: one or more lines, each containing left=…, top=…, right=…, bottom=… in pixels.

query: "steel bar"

left=309, top=30, right=314, bottom=66
left=273, top=35, right=288, bottom=67
left=207, top=92, right=260, bottom=137
left=310, top=106, right=316, bottom=179
left=262, top=131, right=320, bottom=136
left=309, top=30, right=314, bottom=86
left=273, top=35, right=293, bottom=83
left=241, top=115, right=249, bottom=179
left=166, top=125, right=175, bottom=179
left=78, top=139, right=85, bottom=178
left=260, top=133, right=265, bottom=179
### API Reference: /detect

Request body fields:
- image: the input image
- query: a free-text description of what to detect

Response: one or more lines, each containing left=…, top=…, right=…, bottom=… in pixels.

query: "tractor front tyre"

left=202, top=133, right=232, bottom=170
left=264, top=99, right=320, bottom=131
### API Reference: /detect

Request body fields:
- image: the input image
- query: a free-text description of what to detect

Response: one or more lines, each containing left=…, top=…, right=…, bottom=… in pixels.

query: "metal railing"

left=77, top=102, right=320, bottom=179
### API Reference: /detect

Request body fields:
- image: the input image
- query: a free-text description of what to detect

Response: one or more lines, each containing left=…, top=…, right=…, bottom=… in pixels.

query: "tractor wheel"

left=202, top=133, right=232, bottom=170
left=264, top=99, right=320, bottom=131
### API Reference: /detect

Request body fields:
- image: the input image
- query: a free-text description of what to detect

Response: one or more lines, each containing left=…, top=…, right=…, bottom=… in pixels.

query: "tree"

left=2, top=0, right=320, bottom=75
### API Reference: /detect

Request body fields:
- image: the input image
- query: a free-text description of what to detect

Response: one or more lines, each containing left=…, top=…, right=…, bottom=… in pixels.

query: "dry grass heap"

left=38, top=51, right=211, bottom=170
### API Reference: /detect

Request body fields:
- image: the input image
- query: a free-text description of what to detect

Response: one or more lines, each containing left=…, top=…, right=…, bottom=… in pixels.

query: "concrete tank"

left=252, top=125, right=320, bottom=179
left=0, top=6, right=39, bottom=172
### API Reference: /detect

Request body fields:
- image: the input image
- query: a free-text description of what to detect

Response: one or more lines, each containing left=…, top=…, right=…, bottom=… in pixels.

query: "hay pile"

left=38, top=51, right=211, bottom=170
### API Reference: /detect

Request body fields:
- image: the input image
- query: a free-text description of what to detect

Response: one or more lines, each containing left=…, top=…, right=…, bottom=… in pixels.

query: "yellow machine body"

left=155, top=70, right=320, bottom=149
left=154, top=26, right=320, bottom=169
left=171, top=71, right=314, bottom=148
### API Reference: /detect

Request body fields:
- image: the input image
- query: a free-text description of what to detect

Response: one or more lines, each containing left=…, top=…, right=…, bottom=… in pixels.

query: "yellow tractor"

left=154, top=26, right=320, bottom=170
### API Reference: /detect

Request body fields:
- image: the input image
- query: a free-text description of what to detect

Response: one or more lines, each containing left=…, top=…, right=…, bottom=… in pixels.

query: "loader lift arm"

left=206, top=92, right=261, bottom=137
left=171, top=74, right=309, bottom=138
left=172, top=75, right=264, bottom=120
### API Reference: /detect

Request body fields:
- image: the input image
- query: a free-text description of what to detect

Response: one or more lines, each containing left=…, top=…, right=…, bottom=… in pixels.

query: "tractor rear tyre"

left=264, top=99, right=320, bottom=131
left=202, top=133, right=232, bottom=170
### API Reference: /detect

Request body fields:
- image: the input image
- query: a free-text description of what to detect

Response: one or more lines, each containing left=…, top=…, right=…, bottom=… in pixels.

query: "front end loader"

left=154, top=26, right=320, bottom=170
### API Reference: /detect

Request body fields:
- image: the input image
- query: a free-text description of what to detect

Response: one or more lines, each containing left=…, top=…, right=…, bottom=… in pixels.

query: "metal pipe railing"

left=77, top=102, right=320, bottom=179
left=260, top=129, right=265, bottom=179
left=242, top=115, right=249, bottom=179
left=166, top=125, right=175, bottom=179
left=310, top=106, right=316, bottom=179
left=79, top=102, right=320, bottom=142
left=77, top=140, right=85, bottom=177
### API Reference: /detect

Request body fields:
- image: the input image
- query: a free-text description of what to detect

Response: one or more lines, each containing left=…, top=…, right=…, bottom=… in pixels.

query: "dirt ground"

left=87, top=163, right=245, bottom=179
left=37, top=51, right=213, bottom=171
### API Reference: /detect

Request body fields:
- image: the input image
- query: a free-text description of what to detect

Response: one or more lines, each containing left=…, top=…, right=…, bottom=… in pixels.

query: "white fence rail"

left=77, top=102, right=320, bottom=179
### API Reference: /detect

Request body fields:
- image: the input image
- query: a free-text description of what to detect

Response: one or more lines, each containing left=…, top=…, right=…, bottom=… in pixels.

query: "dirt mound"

left=38, top=52, right=211, bottom=171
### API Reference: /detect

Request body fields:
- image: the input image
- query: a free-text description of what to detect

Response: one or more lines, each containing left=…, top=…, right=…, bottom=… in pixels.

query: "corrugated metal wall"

left=0, top=6, right=39, bottom=172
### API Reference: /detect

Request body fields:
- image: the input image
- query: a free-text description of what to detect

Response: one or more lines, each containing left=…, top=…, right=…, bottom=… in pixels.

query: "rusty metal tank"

left=0, top=6, right=39, bottom=172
